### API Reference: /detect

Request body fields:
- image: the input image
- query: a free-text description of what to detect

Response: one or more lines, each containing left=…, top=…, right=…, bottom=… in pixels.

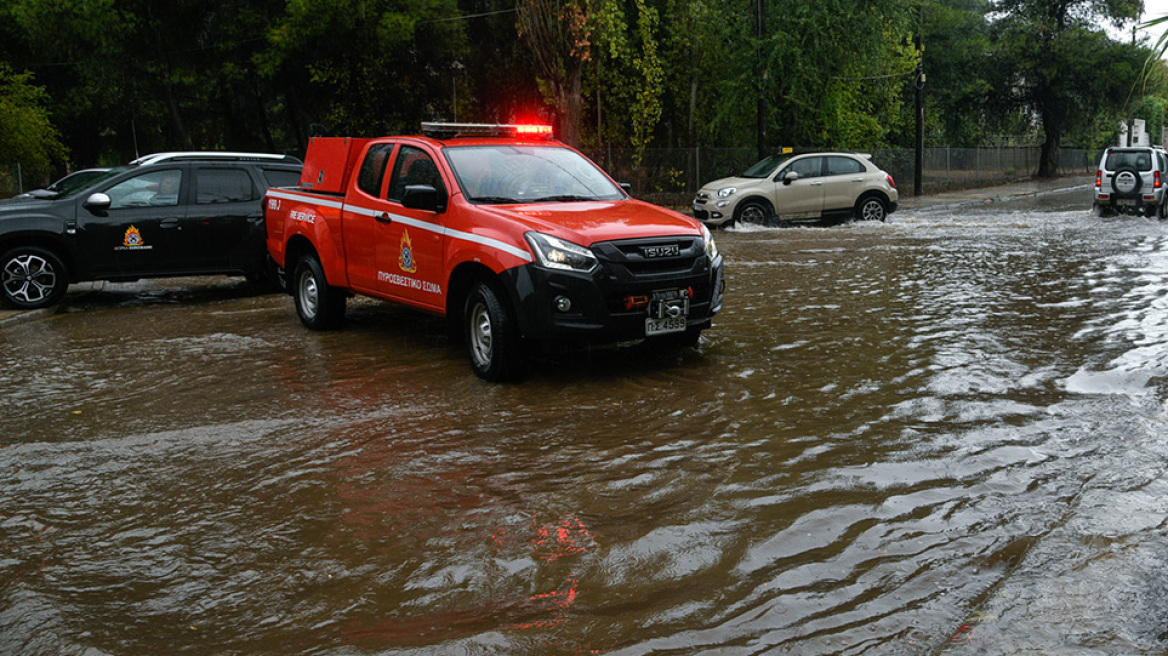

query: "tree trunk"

left=1038, top=134, right=1061, bottom=178
left=555, top=73, right=583, bottom=147
left=1037, top=92, right=1063, bottom=178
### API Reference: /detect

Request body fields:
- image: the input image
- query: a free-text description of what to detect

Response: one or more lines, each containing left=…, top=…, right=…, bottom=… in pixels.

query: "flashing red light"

left=515, top=124, right=553, bottom=136
left=420, top=122, right=554, bottom=139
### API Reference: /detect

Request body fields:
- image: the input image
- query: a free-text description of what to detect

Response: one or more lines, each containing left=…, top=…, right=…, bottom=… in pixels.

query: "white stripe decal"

left=268, top=191, right=533, bottom=263
left=269, top=189, right=345, bottom=211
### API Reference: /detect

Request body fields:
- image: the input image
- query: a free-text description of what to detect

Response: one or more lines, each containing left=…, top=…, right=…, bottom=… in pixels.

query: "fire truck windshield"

left=445, top=145, right=625, bottom=205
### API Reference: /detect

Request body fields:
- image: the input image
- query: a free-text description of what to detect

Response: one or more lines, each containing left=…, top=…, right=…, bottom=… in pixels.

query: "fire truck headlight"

left=701, top=225, right=719, bottom=259
left=525, top=232, right=598, bottom=273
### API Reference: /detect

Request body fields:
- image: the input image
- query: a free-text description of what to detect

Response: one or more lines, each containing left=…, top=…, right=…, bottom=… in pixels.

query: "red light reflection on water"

left=508, top=513, right=596, bottom=630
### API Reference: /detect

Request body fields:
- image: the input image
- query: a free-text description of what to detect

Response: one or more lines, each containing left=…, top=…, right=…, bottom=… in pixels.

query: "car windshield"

left=49, top=170, right=116, bottom=195
left=47, top=167, right=127, bottom=199
left=1106, top=150, right=1154, bottom=171
left=740, top=154, right=794, bottom=179
left=444, top=145, right=625, bottom=204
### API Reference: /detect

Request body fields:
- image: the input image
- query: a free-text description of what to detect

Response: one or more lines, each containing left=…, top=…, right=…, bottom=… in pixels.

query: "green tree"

left=582, top=0, right=665, bottom=156
left=261, top=0, right=468, bottom=144
left=990, top=0, right=1143, bottom=176
left=913, top=0, right=996, bottom=147
left=517, top=0, right=594, bottom=146
left=0, top=64, right=67, bottom=185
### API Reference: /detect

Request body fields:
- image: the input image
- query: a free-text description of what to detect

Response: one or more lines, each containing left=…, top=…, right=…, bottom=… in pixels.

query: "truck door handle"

left=160, top=218, right=180, bottom=228
left=376, top=212, right=393, bottom=224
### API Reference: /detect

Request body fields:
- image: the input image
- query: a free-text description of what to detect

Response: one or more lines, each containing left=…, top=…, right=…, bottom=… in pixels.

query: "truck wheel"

left=1, top=246, right=69, bottom=310
left=464, top=280, right=525, bottom=382
left=293, top=255, right=345, bottom=330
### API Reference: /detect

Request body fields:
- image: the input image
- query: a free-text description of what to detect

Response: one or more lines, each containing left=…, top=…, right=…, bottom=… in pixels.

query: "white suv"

left=692, top=152, right=898, bottom=228
left=1093, top=146, right=1168, bottom=217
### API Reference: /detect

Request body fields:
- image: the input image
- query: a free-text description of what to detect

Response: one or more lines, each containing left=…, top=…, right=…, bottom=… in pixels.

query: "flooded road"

left=5, top=186, right=1168, bottom=654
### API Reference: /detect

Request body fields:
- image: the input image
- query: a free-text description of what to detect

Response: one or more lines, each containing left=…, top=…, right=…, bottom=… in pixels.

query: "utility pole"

left=914, top=4, right=924, bottom=196
left=1128, top=19, right=1138, bottom=146
left=756, top=0, right=767, bottom=160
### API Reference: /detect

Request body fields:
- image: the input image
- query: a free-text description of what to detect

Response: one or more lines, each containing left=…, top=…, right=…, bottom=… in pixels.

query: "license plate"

left=692, top=203, right=703, bottom=212
left=646, top=315, right=687, bottom=336
left=1118, top=199, right=1137, bottom=206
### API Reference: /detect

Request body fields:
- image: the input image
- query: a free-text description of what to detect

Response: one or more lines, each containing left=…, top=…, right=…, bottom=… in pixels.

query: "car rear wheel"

left=293, top=255, right=345, bottom=330
left=464, top=280, right=525, bottom=382
left=856, top=196, right=888, bottom=222
left=736, top=200, right=773, bottom=227
left=0, top=246, right=69, bottom=310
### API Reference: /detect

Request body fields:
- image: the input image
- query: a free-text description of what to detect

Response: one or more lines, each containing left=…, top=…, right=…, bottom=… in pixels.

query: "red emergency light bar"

left=420, top=122, right=554, bottom=140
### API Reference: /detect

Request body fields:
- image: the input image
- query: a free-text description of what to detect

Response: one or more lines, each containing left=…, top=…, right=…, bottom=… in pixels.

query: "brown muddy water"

left=4, top=188, right=1168, bottom=654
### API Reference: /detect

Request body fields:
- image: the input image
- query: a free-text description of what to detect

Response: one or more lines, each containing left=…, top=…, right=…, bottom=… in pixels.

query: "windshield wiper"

left=530, top=194, right=596, bottom=203
left=469, top=196, right=523, bottom=204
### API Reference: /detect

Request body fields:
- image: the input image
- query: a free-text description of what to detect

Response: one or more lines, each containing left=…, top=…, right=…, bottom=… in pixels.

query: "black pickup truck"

left=0, top=152, right=302, bottom=309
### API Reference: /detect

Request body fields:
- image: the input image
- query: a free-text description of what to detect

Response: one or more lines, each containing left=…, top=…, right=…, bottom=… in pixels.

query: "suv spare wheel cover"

left=1112, top=169, right=1141, bottom=195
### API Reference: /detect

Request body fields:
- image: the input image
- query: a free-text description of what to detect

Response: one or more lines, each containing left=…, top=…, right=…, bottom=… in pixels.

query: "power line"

left=423, top=8, right=518, bottom=24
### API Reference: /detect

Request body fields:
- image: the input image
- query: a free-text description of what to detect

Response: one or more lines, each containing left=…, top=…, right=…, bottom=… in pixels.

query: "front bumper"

left=501, top=235, right=725, bottom=343
left=691, top=193, right=736, bottom=227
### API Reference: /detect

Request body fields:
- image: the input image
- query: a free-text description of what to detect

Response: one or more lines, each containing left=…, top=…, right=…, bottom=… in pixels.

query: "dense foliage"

left=0, top=0, right=1165, bottom=181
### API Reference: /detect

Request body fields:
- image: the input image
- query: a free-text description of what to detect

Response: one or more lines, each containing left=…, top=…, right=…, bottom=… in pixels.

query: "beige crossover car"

left=692, top=152, right=899, bottom=227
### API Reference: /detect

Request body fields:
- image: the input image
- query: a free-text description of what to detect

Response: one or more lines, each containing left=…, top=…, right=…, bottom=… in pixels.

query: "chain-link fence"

left=0, top=164, right=27, bottom=199
left=2, top=146, right=1099, bottom=204
left=581, top=146, right=1101, bottom=208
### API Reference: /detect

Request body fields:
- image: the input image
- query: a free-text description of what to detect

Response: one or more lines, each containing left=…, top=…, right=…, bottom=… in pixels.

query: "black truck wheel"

left=1, top=246, right=69, bottom=310
left=464, top=280, right=525, bottom=382
left=293, top=255, right=346, bottom=330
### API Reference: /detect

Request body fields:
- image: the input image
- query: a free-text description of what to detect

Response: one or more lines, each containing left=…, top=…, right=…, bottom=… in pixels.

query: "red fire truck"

left=265, top=123, right=724, bottom=381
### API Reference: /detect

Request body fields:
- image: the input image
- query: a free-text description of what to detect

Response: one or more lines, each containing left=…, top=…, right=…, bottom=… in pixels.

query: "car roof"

left=129, top=152, right=302, bottom=166
left=786, top=151, right=872, bottom=159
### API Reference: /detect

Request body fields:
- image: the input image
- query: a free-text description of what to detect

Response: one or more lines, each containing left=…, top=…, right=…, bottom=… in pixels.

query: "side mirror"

left=401, top=184, right=444, bottom=212
left=83, top=192, right=111, bottom=211
left=620, top=182, right=633, bottom=196
left=782, top=171, right=799, bottom=186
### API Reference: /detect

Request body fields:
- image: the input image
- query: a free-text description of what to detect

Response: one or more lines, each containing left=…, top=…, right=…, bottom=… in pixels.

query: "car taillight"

left=886, top=174, right=896, bottom=189
left=1156, top=170, right=1162, bottom=189
left=1096, top=171, right=1102, bottom=188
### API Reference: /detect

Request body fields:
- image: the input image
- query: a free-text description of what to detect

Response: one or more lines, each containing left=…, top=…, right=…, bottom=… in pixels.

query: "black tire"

left=463, top=280, right=525, bottom=382
left=292, top=255, right=345, bottom=330
left=856, top=195, right=888, bottom=222
left=0, top=246, right=69, bottom=310
left=735, top=200, right=773, bottom=227
left=1158, top=200, right=1167, bottom=220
